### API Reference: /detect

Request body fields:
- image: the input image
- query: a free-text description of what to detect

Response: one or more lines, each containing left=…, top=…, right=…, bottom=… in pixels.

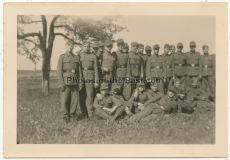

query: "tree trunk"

left=41, top=50, right=51, bottom=95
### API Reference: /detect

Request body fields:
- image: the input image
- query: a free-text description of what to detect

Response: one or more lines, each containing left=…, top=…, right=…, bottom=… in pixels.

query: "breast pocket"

left=88, top=58, right=94, bottom=67
left=151, top=59, right=157, bottom=67
left=63, top=59, right=71, bottom=70
left=129, top=58, right=136, bottom=65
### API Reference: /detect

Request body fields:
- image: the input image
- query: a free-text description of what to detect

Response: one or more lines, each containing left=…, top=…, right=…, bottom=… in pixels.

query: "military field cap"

left=112, top=83, right=120, bottom=90
left=117, top=38, right=124, bottom=45
left=137, top=82, right=145, bottom=87
left=177, top=42, right=183, bottom=48
left=191, top=77, right=198, bottom=84
left=100, top=83, right=109, bottom=91
left=82, top=40, right=90, bottom=46
left=170, top=45, right=175, bottom=49
left=66, top=40, right=74, bottom=46
left=153, top=44, right=160, bottom=49
left=131, top=42, right=138, bottom=48
left=190, top=41, right=196, bottom=47
left=145, top=45, right=152, bottom=51
left=99, top=42, right=104, bottom=47
left=203, top=45, right=209, bottom=49
left=174, top=78, right=180, bottom=83
left=138, top=43, right=144, bottom=48
left=151, top=83, right=158, bottom=87
left=168, top=86, right=177, bottom=93
left=164, top=44, right=170, bottom=49
left=104, top=40, right=113, bottom=47
left=91, top=42, right=99, bottom=48
left=124, top=43, right=129, bottom=48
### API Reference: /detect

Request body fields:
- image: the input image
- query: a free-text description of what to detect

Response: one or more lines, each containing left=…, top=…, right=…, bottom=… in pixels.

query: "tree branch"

left=20, top=20, right=42, bottom=24
left=17, top=32, right=40, bottom=39
left=24, top=39, right=40, bottom=48
left=54, top=33, right=82, bottom=45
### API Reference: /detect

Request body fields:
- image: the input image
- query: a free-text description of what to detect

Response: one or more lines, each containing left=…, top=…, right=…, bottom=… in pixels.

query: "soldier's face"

left=118, top=43, right=124, bottom=51
left=146, top=50, right=152, bottom=56
left=153, top=49, right=159, bottom=55
left=93, top=47, right=99, bottom=53
left=191, top=82, right=197, bottom=87
left=138, top=86, right=144, bottom=92
left=82, top=44, right=90, bottom=53
left=167, top=91, right=175, bottom=98
left=174, top=82, right=180, bottom=88
left=99, top=46, right=104, bottom=52
left=190, top=46, right=196, bottom=52
left=179, top=93, right=185, bottom=99
left=138, top=47, right=144, bottom=54
left=177, top=47, right=183, bottom=52
left=131, top=47, right=138, bottom=53
left=151, top=85, right=158, bottom=91
left=164, top=48, right=169, bottom=54
left=105, top=45, right=113, bottom=52
left=122, top=48, right=127, bottom=53
left=101, top=90, right=108, bottom=96
left=66, top=44, right=74, bottom=52
left=203, top=47, right=209, bottom=54
left=170, top=47, right=176, bottom=54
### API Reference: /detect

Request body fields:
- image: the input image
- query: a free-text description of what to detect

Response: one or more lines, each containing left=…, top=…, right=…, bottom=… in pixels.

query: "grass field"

left=17, top=71, right=215, bottom=144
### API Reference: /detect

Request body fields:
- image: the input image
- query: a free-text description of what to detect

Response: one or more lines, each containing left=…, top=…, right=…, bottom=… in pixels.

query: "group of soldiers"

left=57, top=38, right=216, bottom=124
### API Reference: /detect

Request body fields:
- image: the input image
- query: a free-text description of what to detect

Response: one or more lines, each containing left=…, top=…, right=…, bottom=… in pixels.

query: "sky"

left=17, top=15, right=215, bottom=70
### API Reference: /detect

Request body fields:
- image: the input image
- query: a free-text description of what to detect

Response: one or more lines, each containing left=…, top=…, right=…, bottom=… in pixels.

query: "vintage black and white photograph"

left=16, top=14, right=217, bottom=144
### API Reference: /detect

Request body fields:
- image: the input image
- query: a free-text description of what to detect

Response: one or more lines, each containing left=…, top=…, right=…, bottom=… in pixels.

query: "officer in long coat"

left=79, top=40, right=99, bottom=119
left=57, top=40, right=83, bottom=123
left=186, top=41, right=202, bottom=88
left=146, top=44, right=166, bottom=94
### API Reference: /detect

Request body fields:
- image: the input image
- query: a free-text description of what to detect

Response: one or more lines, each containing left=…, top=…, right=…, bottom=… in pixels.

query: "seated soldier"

left=176, top=87, right=197, bottom=114
left=93, top=83, right=125, bottom=122
left=186, top=77, right=215, bottom=114
left=123, top=86, right=178, bottom=125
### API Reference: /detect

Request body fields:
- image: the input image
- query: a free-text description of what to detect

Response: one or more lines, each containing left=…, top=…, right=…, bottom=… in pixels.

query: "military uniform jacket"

left=128, top=51, right=144, bottom=77
left=79, top=51, right=99, bottom=81
left=146, top=54, right=166, bottom=78
left=176, top=96, right=196, bottom=112
left=115, top=50, right=131, bottom=78
left=57, top=52, right=83, bottom=87
left=138, top=53, right=149, bottom=78
left=173, top=51, right=187, bottom=76
left=186, top=51, right=202, bottom=76
left=201, top=54, right=215, bottom=76
left=186, top=87, right=211, bottom=102
left=155, top=95, right=178, bottom=113
left=101, top=51, right=116, bottom=77
left=161, top=53, right=175, bottom=78
left=93, top=95, right=122, bottom=109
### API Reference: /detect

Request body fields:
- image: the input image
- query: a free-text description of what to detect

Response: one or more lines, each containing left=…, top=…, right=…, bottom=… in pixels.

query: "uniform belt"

left=83, top=67, right=94, bottom=71
left=117, top=65, right=127, bottom=68
left=203, top=65, right=212, bottom=68
left=151, top=66, right=162, bottom=69
left=131, top=64, right=139, bottom=68
left=63, top=70, right=77, bottom=74
left=166, top=65, right=172, bottom=68
left=188, top=64, right=198, bottom=67
left=175, top=64, right=185, bottom=66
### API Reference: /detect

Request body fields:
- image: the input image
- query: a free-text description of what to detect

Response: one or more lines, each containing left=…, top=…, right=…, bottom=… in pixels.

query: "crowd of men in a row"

left=57, top=38, right=215, bottom=124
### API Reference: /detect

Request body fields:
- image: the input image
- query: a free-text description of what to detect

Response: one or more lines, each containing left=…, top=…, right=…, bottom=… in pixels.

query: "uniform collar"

left=66, top=51, right=73, bottom=56
left=153, top=54, right=159, bottom=58
left=203, top=53, right=209, bottom=57
left=190, top=50, right=196, bottom=55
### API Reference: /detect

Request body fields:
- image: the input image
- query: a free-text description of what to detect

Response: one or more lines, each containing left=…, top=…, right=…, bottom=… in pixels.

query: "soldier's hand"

left=79, top=86, right=82, bottom=91
left=94, top=83, right=99, bottom=88
left=198, top=75, right=202, bottom=80
left=164, top=78, right=167, bottom=83
left=140, top=105, right=145, bottom=112
left=133, top=89, right=139, bottom=99
left=138, top=103, right=143, bottom=106
left=60, top=86, right=66, bottom=92
left=109, top=106, right=117, bottom=115
left=173, top=76, right=175, bottom=81
left=104, top=68, right=109, bottom=72
left=140, top=73, right=143, bottom=78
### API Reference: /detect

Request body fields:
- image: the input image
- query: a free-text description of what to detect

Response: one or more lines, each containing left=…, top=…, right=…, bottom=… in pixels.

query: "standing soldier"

left=101, top=40, right=116, bottom=90
left=186, top=41, right=202, bottom=88
left=114, top=38, right=132, bottom=100
left=79, top=40, right=99, bottom=120
left=171, top=42, right=187, bottom=90
left=146, top=44, right=166, bottom=94
left=57, top=40, right=83, bottom=123
left=95, top=42, right=104, bottom=94
left=170, top=45, right=176, bottom=55
left=138, top=43, right=148, bottom=78
left=201, top=45, right=215, bottom=101
left=162, top=44, right=175, bottom=94
left=128, top=42, right=144, bottom=92
left=145, top=45, right=152, bottom=57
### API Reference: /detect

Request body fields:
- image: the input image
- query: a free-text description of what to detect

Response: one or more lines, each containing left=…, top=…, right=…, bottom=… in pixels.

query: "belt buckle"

left=84, top=67, right=88, bottom=70
left=204, top=65, right=208, bottom=68
left=191, top=64, right=195, bottom=67
left=71, top=69, right=76, bottom=73
left=156, top=66, right=159, bottom=69
left=179, top=64, right=182, bottom=66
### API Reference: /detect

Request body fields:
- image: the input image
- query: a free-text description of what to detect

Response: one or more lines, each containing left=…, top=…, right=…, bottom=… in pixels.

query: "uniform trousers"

left=94, top=106, right=125, bottom=121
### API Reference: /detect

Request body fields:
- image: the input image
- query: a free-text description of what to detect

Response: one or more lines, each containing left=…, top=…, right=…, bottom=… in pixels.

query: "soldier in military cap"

left=79, top=40, right=99, bottom=119
left=200, top=45, right=215, bottom=101
left=93, top=83, right=125, bottom=122
left=96, top=42, right=104, bottom=79
left=145, top=45, right=152, bottom=57
left=101, top=40, right=116, bottom=90
left=170, top=45, right=176, bottom=55
left=122, top=43, right=129, bottom=54
left=146, top=44, right=166, bottom=94
left=138, top=43, right=148, bottom=79
left=186, top=41, right=202, bottom=88
left=114, top=38, right=132, bottom=101
left=171, top=42, right=187, bottom=90
left=57, top=40, right=83, bottom=123
left=128, top=42, right=144, bottom=93
left=144, top=45, right=152, bottom=89
left=91, top=41, right=99, bottom=55
left=162, top=44, right=175, bottom=94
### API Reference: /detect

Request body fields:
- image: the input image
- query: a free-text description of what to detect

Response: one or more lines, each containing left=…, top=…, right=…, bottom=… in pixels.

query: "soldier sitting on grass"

left=93, top=83, right=125, bottom=122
